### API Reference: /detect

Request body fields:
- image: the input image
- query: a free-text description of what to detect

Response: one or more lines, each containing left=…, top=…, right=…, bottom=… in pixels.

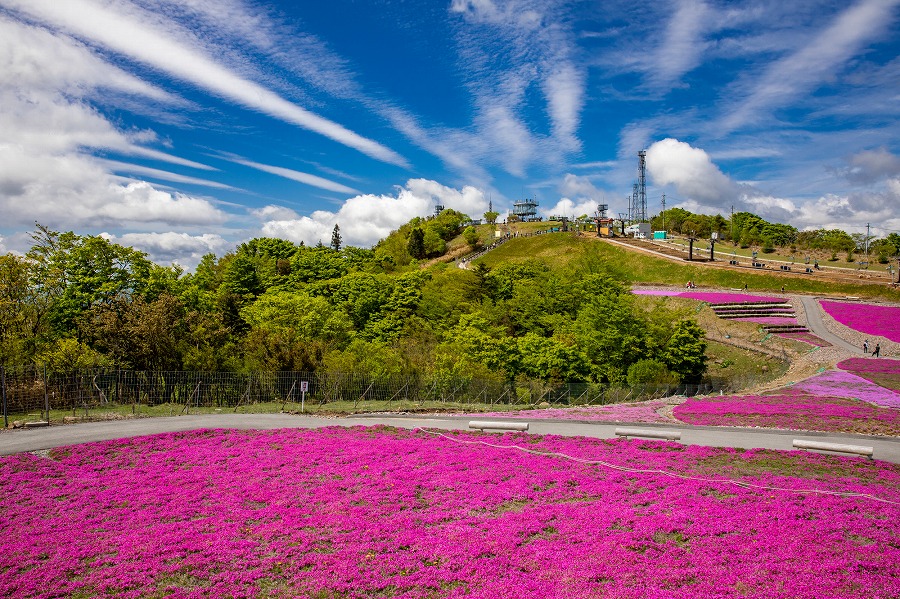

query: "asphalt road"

left=2, top=413, right=897, bottom=464
left=799, top=295, right=863, bottom=353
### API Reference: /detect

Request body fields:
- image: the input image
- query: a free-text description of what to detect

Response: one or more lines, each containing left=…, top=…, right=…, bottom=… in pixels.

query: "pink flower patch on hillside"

left=1, top=427, right=899, bottom=599
left=680, top=291, right=779, bottom=304
left=631, top=290, right=779, bottom=303
left=838, top=357, right=900, bottom=392
left=674, top=394, right=900, bottom=436
left=778, top=332, right=831, bottom=347
left=789, top=370, right=900, bottom=409
left=469, top=398, right=676, bottom=422
left=820, top=301, right=900, bottom=342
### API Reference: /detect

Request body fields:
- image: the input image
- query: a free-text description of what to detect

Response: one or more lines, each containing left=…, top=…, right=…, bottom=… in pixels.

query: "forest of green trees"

left=0, top=218, right=707, bottom=389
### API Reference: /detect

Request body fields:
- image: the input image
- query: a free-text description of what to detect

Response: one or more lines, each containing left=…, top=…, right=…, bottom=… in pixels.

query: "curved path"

left=799, top=295, right=863, bottom=353
left=2, top=413, right=898, bottom=463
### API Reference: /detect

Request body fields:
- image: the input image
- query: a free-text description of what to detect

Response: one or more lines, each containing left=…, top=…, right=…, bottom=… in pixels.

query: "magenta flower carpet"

left=2, top=427, right=898, bottom=598
left=467, top=398, right=676, bottom=423
left=820, top=301, right=900, bottom=343
left=633, top=290, right=779, bottom=303
left=674, top=393, right=899, bottom=436
left=838, top=357, right=900, bottom=392
left=778, top=331, right=831, bottom=347
left=789, top=370, right=900, bottom=409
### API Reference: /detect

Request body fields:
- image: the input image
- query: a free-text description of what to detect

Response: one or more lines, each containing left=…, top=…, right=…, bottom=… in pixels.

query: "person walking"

left=873, top=343, right=880, bottom=358
left=863, top=340, right=869, bottom=353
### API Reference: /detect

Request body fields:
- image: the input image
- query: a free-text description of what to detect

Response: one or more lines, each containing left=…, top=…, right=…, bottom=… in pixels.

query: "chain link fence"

left=1, top=365, right=764, bottom=427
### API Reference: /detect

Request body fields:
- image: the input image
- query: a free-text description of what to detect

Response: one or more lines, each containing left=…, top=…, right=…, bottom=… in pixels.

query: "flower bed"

left=789, top=370, right=900, bottom=409
left=674, top=394, right=900, bottom=436
left=820, top=301, right=900, bottom=342
left=1, top=427, right=898, bottom=598
left=778, top=332, right=831, bottom=347
left=467, top=398, right=677, bottom=423
left=632, top=290, right=779, bottom=303
left=838, top=357, right=900, bottom=392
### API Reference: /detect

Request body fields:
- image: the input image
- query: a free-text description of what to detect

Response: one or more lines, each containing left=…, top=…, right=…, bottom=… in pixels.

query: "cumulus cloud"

left=841, top=147, right=900, bottom=184
left=0, top=146, right=227, bottom=229
left=644, top=137, right=900, bottom=234
left=101, top=231, right=229, bottom=269
left=260, top=179, right=486, bottom=247
left=646, top=138, right=738, bottom=206
left=540, top=174, right=604, bottom=217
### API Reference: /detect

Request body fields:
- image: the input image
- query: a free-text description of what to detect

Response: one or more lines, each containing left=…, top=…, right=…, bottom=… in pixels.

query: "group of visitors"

left=863, top=339, right=881, bottom=357
left=685, top=281, right=697, bottom=289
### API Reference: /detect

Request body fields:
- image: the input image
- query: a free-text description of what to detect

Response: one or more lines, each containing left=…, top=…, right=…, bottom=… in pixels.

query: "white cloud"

left=0, top=145, right=227, bottom=229
left=648, top=0, right=711, bottom=89
left=252, top=205, right=300, bottom=221
left=101, top=160, right=234, bottom=190
left=101, top=231, right=229, bottom=269
left=558, top=173, right=601, bottom=200
left=542, top=198, right=599, bottom=218
left=720, top=0, right=900, bottom=131
left=223, top=156, right=359, bottom=194
left=260, top=179, right=486, bottom=247
left=843, top=147, right=900, bottom=184
left=4, top=0, right=407, bottom=166
left=646, top=138, right=738, bottom=206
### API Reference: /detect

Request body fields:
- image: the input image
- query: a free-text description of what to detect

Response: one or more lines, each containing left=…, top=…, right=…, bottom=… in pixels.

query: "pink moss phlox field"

left=468, top=399, right=676, bottom=422
left=838, top=357, right=900, bottom=391
left=632, top=290, right=778, bottom=303
left=674, top=394, right=900, bottom=436
left=820, top=300, right=900, bottom=343
left=778, top=332, right=831, bottom=347
left=790, top=370, right=900, bottom=409
left=2, top=427, right=899, bottom=599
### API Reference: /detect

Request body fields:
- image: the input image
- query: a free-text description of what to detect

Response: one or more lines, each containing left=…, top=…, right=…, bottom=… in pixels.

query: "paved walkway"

left=799, top=295, right=863, bottom=353
left=2, top=413, right=897, bottom=463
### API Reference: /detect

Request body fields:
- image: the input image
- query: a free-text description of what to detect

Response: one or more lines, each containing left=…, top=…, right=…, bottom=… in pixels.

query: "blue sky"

left=1, top=0, right=898, bottom=266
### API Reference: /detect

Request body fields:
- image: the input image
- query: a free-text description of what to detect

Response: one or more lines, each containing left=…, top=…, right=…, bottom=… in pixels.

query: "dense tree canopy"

left=2, top=222, right=709, bottom=389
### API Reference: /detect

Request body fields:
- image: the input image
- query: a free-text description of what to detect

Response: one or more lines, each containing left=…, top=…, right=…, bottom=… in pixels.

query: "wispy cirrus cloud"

left=100, top=160, right=235, bottom=190
left=221, top=155, right=360, bottom=195
left=448, top=0, right=586, bottom=171
left=646, top=0, right=711, bottom=91
left=2, top=0, right=408, bottom=167
left=719, top=0, right=900, bottom=132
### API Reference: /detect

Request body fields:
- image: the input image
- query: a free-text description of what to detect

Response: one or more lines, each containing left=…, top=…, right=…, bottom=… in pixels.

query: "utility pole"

left=730, top=205, right=735, bottom=244
left=865, top=223, right=870, bottom=267
left=661, top=194, right=666, bottom=233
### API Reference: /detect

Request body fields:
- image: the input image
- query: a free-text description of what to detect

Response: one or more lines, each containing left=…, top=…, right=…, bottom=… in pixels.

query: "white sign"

left=300, top=381, right=309, bottom=393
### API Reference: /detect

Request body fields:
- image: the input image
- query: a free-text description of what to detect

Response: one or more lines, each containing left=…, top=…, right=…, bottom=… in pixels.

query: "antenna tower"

left=636, top=149, right=647, bottom=222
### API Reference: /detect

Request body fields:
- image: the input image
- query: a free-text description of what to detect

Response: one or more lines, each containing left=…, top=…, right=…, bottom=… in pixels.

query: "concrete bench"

left=468, top=420, right=529, bottom=432
left=615, top=427, right=681, bottom=441
left=793, top=439, right=874, bottom=459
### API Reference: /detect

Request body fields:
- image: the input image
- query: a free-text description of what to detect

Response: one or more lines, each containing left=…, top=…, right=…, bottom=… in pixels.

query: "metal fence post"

left=43, top=366, right=50, bottom=424
left=2, top=366, right=7, bottom=429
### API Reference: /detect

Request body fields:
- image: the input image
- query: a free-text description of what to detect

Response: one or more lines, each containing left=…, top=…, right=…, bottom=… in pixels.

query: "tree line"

left=0, top=221, right=707, bottom=389
left=649, top=208, right=900, bottom=262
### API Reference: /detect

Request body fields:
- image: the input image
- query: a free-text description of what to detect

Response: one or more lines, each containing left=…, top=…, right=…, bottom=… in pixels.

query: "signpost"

left=300, top=380, right=309, bottom=413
